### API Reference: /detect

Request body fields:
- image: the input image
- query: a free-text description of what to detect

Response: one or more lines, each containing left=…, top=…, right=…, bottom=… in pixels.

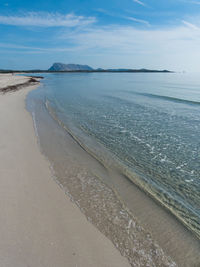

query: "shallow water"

left=27, top=72, right=200, bottom=266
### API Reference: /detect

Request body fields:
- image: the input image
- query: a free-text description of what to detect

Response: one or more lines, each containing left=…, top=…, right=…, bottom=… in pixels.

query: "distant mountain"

left=48, top=62, right=93, bottom=71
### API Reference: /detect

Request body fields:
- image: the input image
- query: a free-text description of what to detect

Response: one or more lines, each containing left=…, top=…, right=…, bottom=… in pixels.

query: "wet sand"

left=0, top=74, right=130, bottom=267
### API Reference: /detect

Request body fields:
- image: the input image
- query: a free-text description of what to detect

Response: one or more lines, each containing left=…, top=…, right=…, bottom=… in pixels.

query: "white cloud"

left=2, top=12, right=200, bottom=71
left=62, top=24, right=198, bottom=50
left=132, top=0, right=146, bottom=7
left=59, top=21, right=200, bottom=71
left=0, top=12, right=96, bottom=27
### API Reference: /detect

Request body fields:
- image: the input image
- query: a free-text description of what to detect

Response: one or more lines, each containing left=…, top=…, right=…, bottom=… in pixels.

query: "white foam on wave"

left=185, top=179, right=194, bottom=183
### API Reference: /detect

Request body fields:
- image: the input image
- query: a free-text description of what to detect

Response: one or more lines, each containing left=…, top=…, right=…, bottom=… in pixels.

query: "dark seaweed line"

left=0, top=76, right=43, bottom=94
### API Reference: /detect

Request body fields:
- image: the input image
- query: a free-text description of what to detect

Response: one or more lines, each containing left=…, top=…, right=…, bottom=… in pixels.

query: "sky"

left=1, top=0, right=200, bottom=71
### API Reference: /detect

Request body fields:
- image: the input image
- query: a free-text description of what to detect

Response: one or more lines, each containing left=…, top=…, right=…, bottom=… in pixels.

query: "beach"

left=1, top=73, right=200, bottom=267
left=0, top=74, right=130, bottom=267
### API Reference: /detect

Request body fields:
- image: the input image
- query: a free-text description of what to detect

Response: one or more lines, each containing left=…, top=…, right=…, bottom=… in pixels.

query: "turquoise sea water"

left=27, top=72, right=200, bottom=239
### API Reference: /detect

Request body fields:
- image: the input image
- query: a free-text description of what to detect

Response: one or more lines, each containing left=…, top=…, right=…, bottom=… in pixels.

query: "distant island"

left=0, top=62, right=172, bottom=73
left=48, top=63, right=93, bottom=71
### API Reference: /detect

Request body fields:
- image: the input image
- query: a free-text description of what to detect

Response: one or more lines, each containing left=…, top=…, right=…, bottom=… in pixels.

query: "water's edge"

left=26, top=72, right=200, bottom=267
left=26, top=82, right=200, bottom=267
left=26, top=88, right=180, bottom=267
left=46, top=100, right=200, bottom=240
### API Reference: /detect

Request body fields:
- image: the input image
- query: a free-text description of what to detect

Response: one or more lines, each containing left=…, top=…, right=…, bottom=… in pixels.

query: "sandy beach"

left=0, top=73, right=30, bottom=88
left=0, top=74, right=130, bottom=267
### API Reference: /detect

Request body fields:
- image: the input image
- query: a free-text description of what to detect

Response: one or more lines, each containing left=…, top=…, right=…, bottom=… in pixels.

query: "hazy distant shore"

left=0, top=69, right=173, bottom=74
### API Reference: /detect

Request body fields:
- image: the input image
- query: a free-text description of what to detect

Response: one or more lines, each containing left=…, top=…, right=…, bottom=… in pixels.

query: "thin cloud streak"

left=125, top=16, right=150, bottom=26
left=132, top=0, right=146, bottom=7
left=0, top=42, right=84, bottom=53
left=0, top=12, right=96, bottom=27
left=182, top=20, right=199, bottom=29
left=94, top=8, right=150, bottom=26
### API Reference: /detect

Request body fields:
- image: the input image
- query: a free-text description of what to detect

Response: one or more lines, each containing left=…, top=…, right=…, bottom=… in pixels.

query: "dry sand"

left=0, top=74, right=130, bottom=267
left=0, top=73, right=30, bottom=88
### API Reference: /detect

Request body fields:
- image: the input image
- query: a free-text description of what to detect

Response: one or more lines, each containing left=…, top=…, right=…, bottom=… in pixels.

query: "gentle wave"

left=45, top=99, right=200, bottom=240
left=126, top=91, right=200, bottom=105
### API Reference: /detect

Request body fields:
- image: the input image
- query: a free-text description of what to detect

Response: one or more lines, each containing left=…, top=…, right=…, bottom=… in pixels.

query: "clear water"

left=28, top=72, right=200, bottom=239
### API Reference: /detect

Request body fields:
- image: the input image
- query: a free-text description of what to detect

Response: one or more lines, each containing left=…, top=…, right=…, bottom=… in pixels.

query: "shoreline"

left=0, top=74, right=130, bottom=267
left=48, top=104, right=200, bottom=240
left=26, top=72, right=200, bottom=266
left=33, top=90, right=200, bottom=266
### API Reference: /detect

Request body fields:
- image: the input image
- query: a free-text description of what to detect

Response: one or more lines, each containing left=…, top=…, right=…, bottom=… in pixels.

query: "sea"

left=26, top=72, right=200, bottom=266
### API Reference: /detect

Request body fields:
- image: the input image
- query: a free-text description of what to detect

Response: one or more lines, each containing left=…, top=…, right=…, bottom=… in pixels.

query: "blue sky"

left=1, top=0, right=200, bottom=71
